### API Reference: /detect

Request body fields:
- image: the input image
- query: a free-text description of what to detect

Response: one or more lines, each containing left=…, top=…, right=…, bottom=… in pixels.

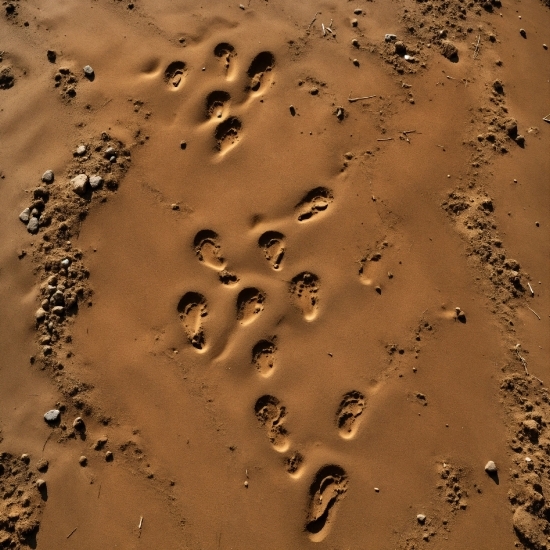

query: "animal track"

left=336, top=391, right=366, bottom=439
left=254, top=395, right=289, bottom=450
left=193, top=230, right=226, bottom=270
left=177, top=292, right=208, bottom=350
left=247, top=51, right=275, bottom=92
left=164, top=61, right=186, bottom=88
left=296, top=187, right=334, bottom=222
left=252, top=339, right=277, bottom=376
left=289, top=272, right=320, bottom=321
left=305, top=465, right=349, bottom=542
left=215, top=116, right=242, bottom=152
left=237, top=287, right=265, bottom=325
left=205, top=90, right=231, bottom=120
left=259, top=231, right=285, bottom=270
left=214, top=42, right=236, bottom=73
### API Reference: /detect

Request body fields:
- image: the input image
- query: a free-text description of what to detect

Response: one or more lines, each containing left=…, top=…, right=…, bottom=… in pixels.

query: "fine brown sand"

left=1, top=0, right=549, bottom=548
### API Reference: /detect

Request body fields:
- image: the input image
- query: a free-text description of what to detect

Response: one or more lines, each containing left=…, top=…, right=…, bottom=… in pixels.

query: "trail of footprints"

left=172, top=46, right=361, bottom=542
left=163, top=45, right=275, bottom=152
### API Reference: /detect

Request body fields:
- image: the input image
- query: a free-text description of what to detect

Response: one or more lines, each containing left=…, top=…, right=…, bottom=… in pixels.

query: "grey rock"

left=89, top=175, right=103, bottom=189
left=44, top=409, right=60, bottom=423
left=27, top=217, right=39, bottom=234
left=76, top=145, right=87, bottom=156
left=60, top=258, right=71, bottom=268
left=484, top=460, right=497, bottom=474
left=104, top=146, right=116, bottom=158
left=83, top=65, right=94, bottom=76
left=71, top=174, right=88, bottom=195
left=31, top=208, right=39, bottom=217
left=385, top=34, right=397, bottom=42
left=42, top=170, right=54, bottom=183
left=51, top=306, right=65, bottom=316
left=19, top=208, right=30, bottom=223
left=50, top=290, right=64, bottom=305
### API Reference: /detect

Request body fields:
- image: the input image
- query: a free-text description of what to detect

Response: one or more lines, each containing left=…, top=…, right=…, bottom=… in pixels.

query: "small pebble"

left=36, top=459, right=49, bottom=472
left=171, top=203, right=179, bottom=210
left=535, top=221, right=539, bottom=227
left=21, top=454, right=30, bottom=463
left=289, top=105, right=296, bottom=116
left=60, top=258, right=71, bottom=268
left=239, top=3, right=245, bottom=9
left=73, top=417, right=84, bottom=430
left=27, top=217, right=39, bottom=234
left=417, top=514, right=426, bottom=524
left=76, top=145, right=87, bottom=156
left=351, top=18, right=358, bottom=27
left=180, top=141, right=187, bottom=150
left=46, top=50, right=56, bottom=63
left=374, top=487, right=380, bottom=492
left=244, top=480, right=249, bottom=487
left=519, top=28, right=526, bottom=38
left=105, top=451, right=113, bottom=461
left=36, top=479, right=46, bottom=490
left=525, top=457, right=532, bottom=463
left=79, top=456, right=88, bottom=466
left=485, top=460, right=497, bottom=474
left=354, top=8, right=362, bottom=14
left=544, top=44, right=548, bottom=50
left=35, top=308, right=47, bottom=321
left=83, top=65, right=94, bottom=77
left=104, top=146, right=116, bottom=158
left=89, top=175, right=103, bottom=189
left=352, top=39, right=359, bottom=47
left=19, top=208, right=30, bottom=223
left=42, top=170, right=54, bottom=183
left=44, top=409, right=60, bottom=423
left=352, top=59, right=360, bottom=66
left=385, top=34, right=397, bottom=42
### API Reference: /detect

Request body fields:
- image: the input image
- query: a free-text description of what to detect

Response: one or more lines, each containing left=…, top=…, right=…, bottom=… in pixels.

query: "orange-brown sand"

left=1, top=0, right=549, bottom=548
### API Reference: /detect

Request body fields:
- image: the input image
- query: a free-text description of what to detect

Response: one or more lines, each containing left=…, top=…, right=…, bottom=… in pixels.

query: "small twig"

left=527, top=306, right=541, bottom=320
left=42, top=432, right=52, bottom=452
left=527, top=282, right=534, bottom=296
left=543, top=114, right=550, bottom=123
left=101, top=98, right=112, bottom=108
left=321, top=23, right=326, bottom=36
left=377, top=138, right=393, bottom=141
left=515, top=344, right=529, bottom=375
left=446, top=75, right=456, bottom=80
left=437, top=145, right=445, bottom=149
left=473, top=35, right=481, bottom=59
left=402, top=130, right=416, bottom=135
left=307, top=11, right=320, bottom=30
left=348, top=93, right=376, bottom=103
left=139, top=516, right=143, bottom=529
left=67, top=528, right=77, bottom=539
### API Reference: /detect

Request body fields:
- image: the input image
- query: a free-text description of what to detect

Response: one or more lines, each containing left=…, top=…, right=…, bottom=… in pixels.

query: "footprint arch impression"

left=247, top=51, right=275, bottom=92
left=296, top=187, right=333, bottom=222
left=193, top=229, right=226, bottom=271
left=177, top=292, right=208, bottom=351
left=254, top=395, right=288, bottom=451
left=237, top=287, right=266, bottom=325
left=336, top=391, right=366, bottom=439
left=289, top=272, right=320, bottom=321
left=305, top=465, right=349, bottom=542
left=259, top=231, right=285, bottom=270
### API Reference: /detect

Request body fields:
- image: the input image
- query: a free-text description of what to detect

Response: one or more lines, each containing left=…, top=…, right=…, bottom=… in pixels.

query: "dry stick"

left=528, top=281, right=535, bottom=296
left=348, top=93, right=377, bottom=102
left=402, top=130, right=416, bottom=135
left=377, top=138, right=393, bottom=141
left=543, top=114, right=550, bottom=123
left=515, top=345, right=544, bottom=384
left=527, top=305, right=541, bottom=320
left=473, top=35, right=481, bottom=59
left=66, top=528, right=77, bottom=539
left=307, top=11, right=320, bottom=30
left=139, top=516, right=143, bottom=530
left=42, top=432, right=52, bottom=452
left=322, top=23, right=326, bottom=36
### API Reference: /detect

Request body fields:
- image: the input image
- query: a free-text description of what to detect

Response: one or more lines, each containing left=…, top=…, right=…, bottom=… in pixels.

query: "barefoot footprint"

left=205, top=91, right=231, bottom=120
left=254, top=395, right=289, bottom=451
left=289, top=272, right=320, bottom=321
left=215, top=116, right=242, bottom=152
left=237, top=287, right=265, bottom=325
left=259, top=231, right=285, bottom=270
left=247, top=51, right=275, bottom=92
left=177, top=292, right=208, bottom=351
left=193, top=229, right=226, bottom=270
left=252, top=338, right=277, bottom=377
left=164, top=61, right=186, bottom=89
left=214, top=42, right=236, bottom=74
left=305, top=465, right=349, bottom=542
left=336, top=391, right=366, bottom=439
left=296, top=187, right=334, bottom=222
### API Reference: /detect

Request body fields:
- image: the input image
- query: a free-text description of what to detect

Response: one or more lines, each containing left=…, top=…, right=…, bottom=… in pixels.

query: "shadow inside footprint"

left=305, top=465, right=349, bottom=542
left=296, top=187, right=334, bottom=222
left=254, top=395, right=288, bottom=449
left=289, top=272, right=320, bottom=321
left=177, top=292, right=208, bottom=350
left=215, top=116, right=242, bottom=152
left=164, top=61, right=186, bottom=88
left=284, top=451, right=304, bottom=476
left=252, top=339, right=277, bottom=376
left=214, top=42, right=236, bottom=72
left=258, top=231, right=285, bottom=270
left=336, top=391, right=366, bottom=439
left=193, top=229, right=226, bottom=271
left=237, top=287, right=265, bottom=325
left=205, top=90, right=231, bottom=120
left=247, top=51, right=275, bottom=92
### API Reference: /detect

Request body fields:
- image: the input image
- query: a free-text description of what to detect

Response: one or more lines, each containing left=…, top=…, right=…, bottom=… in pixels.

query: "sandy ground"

left=1, top=0, right=549, bottom=548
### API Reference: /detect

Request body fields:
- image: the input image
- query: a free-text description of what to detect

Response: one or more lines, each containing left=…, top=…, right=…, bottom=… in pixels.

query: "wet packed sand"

left=0, top=0, right=549, bottom=548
